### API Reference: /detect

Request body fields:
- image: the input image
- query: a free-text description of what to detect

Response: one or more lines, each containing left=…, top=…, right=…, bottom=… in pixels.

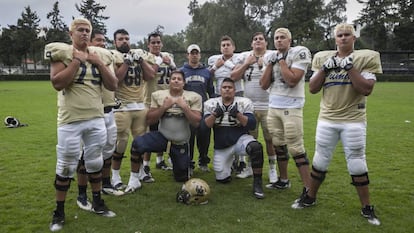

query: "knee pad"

left=293, top=153, right=310, bottom=168
left=54, top=175, right=71, bottom=191
left=112, top=151, right=125, bottom=161
left=88, top=170, right=102, bottom=184
left=84, top=155, right=104, bottom=173
left=347, top=156, right=368, bottom=175
left=310, top=166, right=327, bottom=183
left=216, top=176, right=232, bottom=184
left=275, top=145, right=289, bottom=161
left=246, top=141, right=264, bottom=169
left=351, top=173, right=370, bottom=186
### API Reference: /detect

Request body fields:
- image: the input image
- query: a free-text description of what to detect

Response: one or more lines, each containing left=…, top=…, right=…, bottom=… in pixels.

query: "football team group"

left=46, top=18, right=382, bottom=231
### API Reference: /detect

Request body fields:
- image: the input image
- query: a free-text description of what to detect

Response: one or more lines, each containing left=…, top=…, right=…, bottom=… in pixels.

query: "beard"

left=117, top=43, right=130, bottom=53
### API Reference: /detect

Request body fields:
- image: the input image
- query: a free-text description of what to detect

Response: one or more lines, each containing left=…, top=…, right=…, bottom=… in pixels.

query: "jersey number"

left=74, top=63, right=101, bottom=85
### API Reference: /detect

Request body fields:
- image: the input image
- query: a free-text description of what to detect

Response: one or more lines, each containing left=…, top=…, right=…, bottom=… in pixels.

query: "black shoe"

left=361, top=205, right=381, bottom=225
left=291, top=190, right=316, bottom=209
left=76, top=193, right=92, bottom=211
left=236, top=161, right=246, bottom=175
left=142, top=165, right=155, bottom=183
left=253, top=178, right=265, bottom=199
left=49, top=210, right=65, bottom=232
left=92, top=199, right=116, bottom=217
left=265, top=178, right=291, bottom=189
left=156, top=160, right=172, bottom=170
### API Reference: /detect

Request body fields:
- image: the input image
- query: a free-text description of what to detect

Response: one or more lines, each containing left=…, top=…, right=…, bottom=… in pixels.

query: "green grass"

left=0, top=81, right=413, bottom=233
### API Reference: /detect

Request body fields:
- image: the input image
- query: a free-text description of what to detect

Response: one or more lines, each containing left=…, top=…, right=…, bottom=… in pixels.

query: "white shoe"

left=236, top=166, right=253, bottom=179
left=268, top=167, right=278, bottom=183
left=102, top=185, right=125, bottom=196
left=111, top=173, right=123, bottom=189
left=124, top=175, right=142, bottom=194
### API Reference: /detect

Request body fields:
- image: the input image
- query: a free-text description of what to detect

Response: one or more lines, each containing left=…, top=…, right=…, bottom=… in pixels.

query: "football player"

left=142, top=32, right=177, bottom=172
left=110, top=29, right=157, bottom=193
left=291, top=23, right=382, bottom=226
left=76, top=29, right=124, bottom=213
left=231, top=32, right=277, bottom=183
left=204, top=78, right=265, bottom=199
left=260, top=28, right=312, bottom=196
left=208, top=35, right=242, bottom=96
left=46, top=18, right=118, bottom=232
left=130, top=70, right=202, bottom=183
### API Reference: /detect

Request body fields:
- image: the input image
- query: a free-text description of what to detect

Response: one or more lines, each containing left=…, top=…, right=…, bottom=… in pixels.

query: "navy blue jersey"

left=204, top=97, right=256, bottom=149
left=180, top=63, right=215, bottom=102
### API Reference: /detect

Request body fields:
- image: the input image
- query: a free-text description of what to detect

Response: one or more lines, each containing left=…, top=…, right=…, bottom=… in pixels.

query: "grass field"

left=0, top=81, right=413, bottom=233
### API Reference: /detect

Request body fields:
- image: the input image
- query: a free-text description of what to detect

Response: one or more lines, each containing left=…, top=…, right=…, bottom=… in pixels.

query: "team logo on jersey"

left=299, top=52, right=307, bottom=60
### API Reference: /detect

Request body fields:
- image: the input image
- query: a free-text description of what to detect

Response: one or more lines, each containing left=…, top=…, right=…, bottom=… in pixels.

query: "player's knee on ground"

left=293, top=153, right=310, bottom=168
left=54, top=175, right=71, bottom=191
left=310, top=166, right=327, bottom=183
left=246, top=141, right=264, bottom=168
left=350, top=172, right=370, bottom=186
left=275, top=145, right=289, bottom=161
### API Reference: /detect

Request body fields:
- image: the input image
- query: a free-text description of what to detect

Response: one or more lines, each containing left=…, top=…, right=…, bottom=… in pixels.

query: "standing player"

left=291, top=23, right=381, bottom=226
left=111, top=29, right=156, bottom=193
left=260, top=28, right=312, bottom=200
left=46, top=18, right=118, bottom=231
left=76, top=30, right=123, bottom=212
left=180, top=44, right=215, bottom=173
left=142, top=32, right=176, bottom=172
left=208, top=35, right=242, bottom=96
left=130, top=70, right=202, bottom=183
left=231, top=32, right=277, bottom=183
left=204, top=78, right=265, bottom=199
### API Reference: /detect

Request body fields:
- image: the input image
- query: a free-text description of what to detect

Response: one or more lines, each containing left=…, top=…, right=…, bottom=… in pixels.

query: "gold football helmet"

left=176, top=178, right=210, bottom=205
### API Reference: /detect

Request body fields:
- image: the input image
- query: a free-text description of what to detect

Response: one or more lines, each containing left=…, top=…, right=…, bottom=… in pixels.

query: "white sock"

left=156, top=155, right=163, bottom=164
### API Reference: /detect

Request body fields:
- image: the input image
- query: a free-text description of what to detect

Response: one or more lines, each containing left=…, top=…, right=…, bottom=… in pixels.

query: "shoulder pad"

left=111, top=50, right=124, bottom=65
left=353, top=49, right=382, bottom=73
left=132, top=49, right=156, bottom=64
left=88, top=46, right=113, bottom=66
left=44, top=42, right=72, bottom=65
left=289, top=46, right=312, bottom=65
left=311, top=50, right=337, bottom=71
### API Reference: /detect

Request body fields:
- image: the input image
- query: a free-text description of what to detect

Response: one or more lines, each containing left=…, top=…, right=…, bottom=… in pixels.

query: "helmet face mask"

left=176, top=178, right=210, bottom=205
left=4, top=116, right=20, bottom=128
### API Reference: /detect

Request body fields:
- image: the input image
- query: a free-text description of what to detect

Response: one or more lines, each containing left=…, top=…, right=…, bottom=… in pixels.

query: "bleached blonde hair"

left=69, top=18, right=92, bottom=32
left=274, top=28, right=292, bottom=39
left=334, top=23, right=356, bottom=36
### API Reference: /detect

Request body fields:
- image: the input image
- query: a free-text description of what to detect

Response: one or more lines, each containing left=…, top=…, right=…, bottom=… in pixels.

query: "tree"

left=318, top=0, right=347, bottom=50
left=0, top=26, right=22, bottom=72
left=356, top=0, right=398, bottom=50
left=392, top=0, right=414, bottom=50
left=186, top=0, right=266, bottom=52
left=46, top=1, right=69, bottom=43
left=16, top=6, right=42, bottom=73
left=75, top=0, right=109, bottom=35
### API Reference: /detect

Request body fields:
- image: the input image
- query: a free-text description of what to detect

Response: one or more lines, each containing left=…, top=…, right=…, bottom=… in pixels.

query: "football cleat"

left=124, top=175, right=142, bottom=194
left=291, top=192, right=316, bottom=209
left=49, top=210, right=65, bottom=232
left=141, top=166, right=155, bottom=183
left=236, top=166, right=253, bottom=179
left=92, top=199, right=116, bottom=217
left=253, top=178, right=265, bottom=199
left=102, top=184, right=125, bottom=196
left=361, top=205, right=381, bottom=226
left=76, top=194, right=92, bottom=211
left=265, top=179, right=291, bottom=189
left=156, top=160, right=173, bottom=170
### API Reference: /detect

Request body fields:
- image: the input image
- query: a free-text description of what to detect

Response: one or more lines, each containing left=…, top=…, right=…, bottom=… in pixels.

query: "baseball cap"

left=187, top=44, right=201, bottom=53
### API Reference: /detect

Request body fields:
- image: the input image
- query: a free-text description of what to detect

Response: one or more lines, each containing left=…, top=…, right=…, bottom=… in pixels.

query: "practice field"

left=0, top=81, right=413, bottom=233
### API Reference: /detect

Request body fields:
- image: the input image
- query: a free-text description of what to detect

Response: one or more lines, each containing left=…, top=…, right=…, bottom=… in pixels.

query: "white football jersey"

left=204, top=96, right=254, bottom=127
left=208, top=54, right=242, bottom=94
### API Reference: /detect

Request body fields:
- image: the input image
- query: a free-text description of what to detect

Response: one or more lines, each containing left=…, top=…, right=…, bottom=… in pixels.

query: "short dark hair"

left=220, top=35, right=235, bottom=45
left=222, top=77, right=235, bottom=85
left=91, top=29, right=104, bottom=41
left=171, top=69, right=185, bottom=78
left=113, top=29, right=129, bottom=40
left=148, top=32, right=162, bottom=42
left=252, top=32, right=266, bottom=41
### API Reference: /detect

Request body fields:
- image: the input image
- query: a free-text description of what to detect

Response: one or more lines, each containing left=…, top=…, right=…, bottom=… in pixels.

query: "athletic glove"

left=269, top=51, right=288, bottom=64
left=228, top=102, right=239, bottom=118
left=123, top=53, right=134, bottom=65
left=322, top=56, right=340, bottom=73
left=131, top=52, right=143, bottom=63
left=213, top=103, right=224, bottom=118
left=340, top=54, right=353, bottom=71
